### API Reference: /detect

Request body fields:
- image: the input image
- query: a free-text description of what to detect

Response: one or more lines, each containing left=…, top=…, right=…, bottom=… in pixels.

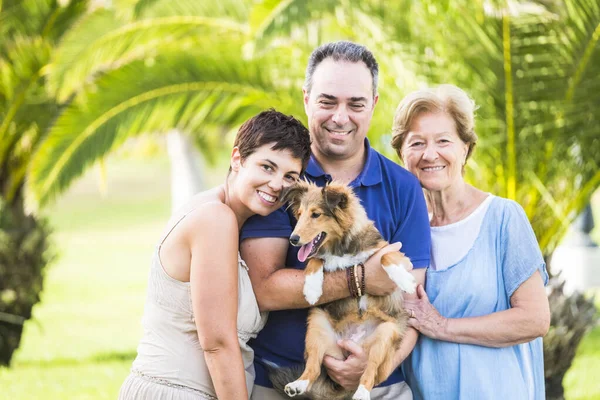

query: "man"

left=241, top=41, right=431, bottom=399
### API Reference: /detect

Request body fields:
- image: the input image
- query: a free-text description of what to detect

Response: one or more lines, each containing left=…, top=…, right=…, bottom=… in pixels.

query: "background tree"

left=0, top=0, right=89, bottom=365
left=28, top=0, right=302, bottom=207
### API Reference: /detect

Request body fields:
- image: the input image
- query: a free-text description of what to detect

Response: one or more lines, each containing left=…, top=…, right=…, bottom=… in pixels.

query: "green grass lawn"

left=0, top=152, right=171, bottom=400
left=0, top=152, right=599, bottom=399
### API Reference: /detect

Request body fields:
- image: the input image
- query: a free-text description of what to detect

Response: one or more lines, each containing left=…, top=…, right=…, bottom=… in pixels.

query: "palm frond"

left=0, top=36, right=51, bottom=168
left=0, top=0, right=88, bottom=42
left=539, top=170, right=600, bottom=252
left=0, top=0, right=55, bottom=39
left=48, top=8, right=247, bottom=101
left=29, top=50, right=298, bottom=207
left=132, top=0, right=160, bottom=18
left=132, top=0, right=251, bottom=21
left=249, top=0, right=339, bottom=42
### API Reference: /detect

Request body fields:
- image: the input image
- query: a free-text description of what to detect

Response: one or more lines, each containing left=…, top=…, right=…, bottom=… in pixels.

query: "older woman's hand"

left=404, top=284, right=448, bottom=340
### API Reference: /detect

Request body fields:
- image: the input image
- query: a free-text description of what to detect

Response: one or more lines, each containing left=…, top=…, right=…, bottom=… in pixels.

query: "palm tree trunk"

left=166, top=130, right=205, bottom=213
left=0, top=195, right=52, bottom=366
left=543, top=255, right=599, bottom=400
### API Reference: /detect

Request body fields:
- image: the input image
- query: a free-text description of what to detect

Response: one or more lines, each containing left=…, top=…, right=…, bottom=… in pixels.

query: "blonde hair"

left=391, top=84, right=478, bottom=161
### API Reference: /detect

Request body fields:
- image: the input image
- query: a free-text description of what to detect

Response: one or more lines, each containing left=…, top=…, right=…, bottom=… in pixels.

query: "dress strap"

left=238, top=252, right=249, bottom=271
left=157, top=208, right=199, bottom=249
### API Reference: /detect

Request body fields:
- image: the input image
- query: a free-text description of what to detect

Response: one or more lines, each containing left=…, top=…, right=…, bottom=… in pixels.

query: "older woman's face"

left=401, top=112, right=469, bottom=192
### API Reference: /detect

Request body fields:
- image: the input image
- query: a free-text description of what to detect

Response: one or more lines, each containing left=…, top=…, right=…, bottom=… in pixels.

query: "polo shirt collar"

left=305, top=138, right=382, bottom=187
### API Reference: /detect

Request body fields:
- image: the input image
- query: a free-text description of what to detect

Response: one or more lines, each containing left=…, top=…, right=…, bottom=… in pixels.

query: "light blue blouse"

left=404, top=196, right=549, bottom=400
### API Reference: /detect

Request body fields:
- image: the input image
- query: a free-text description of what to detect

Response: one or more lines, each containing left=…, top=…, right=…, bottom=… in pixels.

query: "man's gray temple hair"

left=303, top=41, right=379, bottom=99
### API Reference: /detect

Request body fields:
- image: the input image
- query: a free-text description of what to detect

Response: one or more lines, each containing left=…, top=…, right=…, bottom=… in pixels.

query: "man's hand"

left=365, top=242, right=409, bottom=296
left=323, top=340, right=367, bottom=390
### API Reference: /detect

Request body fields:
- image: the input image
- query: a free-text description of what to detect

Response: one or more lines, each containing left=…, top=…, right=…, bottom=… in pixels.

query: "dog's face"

left=281, top=180, right=353, bottom=262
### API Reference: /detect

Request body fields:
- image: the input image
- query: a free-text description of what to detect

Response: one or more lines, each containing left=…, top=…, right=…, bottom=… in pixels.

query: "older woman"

left=391, top=84, right=550, bottom=400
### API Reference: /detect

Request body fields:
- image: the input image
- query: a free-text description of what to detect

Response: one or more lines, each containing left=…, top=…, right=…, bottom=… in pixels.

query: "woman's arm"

left=188, top=204, right=249, bottom=399
left=405, top=270, right=550, bottom=348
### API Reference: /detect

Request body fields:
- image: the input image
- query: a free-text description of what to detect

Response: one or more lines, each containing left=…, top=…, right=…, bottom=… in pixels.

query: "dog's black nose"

left=289, top=234, right=300, bottom=246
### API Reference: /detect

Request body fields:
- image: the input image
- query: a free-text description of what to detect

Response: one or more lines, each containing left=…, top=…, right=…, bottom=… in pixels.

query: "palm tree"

left=27, top=0, right=305, bottom=207
left=0, top=0, right=90, bottom=365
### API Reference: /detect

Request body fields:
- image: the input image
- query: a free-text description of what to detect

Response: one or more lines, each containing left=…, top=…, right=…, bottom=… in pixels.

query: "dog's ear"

left=322, top=184, right=348, bottom=213
left=280, top=181, right=309, bottom=208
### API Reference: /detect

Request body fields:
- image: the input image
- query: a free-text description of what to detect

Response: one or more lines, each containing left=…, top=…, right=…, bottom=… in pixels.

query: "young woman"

left=119, top=110, right=311, bottom=400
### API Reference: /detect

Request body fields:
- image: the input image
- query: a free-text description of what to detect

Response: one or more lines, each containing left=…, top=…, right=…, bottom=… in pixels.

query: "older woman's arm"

left=405, top=270, right=550, bottom=348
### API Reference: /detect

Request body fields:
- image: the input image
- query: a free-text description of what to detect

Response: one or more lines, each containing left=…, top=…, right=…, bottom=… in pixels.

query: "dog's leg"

left=380, top=252, right=416, bottom=294
left=303, top=258, right=325, bottom=305
left=352, top=320, right=403, bottom=400
left=285, top=308, right=341, bottom=397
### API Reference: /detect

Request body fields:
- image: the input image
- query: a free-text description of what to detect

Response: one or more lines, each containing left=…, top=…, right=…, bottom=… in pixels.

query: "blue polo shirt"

left=240, top=139, right=431, bottom=388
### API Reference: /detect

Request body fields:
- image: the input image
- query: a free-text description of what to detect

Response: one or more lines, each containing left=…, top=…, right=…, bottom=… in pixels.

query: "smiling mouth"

left=296, top=232, right=327, bottom=262
left=325, top=128, right=352, bottom=136
left=257, top=190, right=278, bottom=204
left=421, top=166, right=445, bottom=172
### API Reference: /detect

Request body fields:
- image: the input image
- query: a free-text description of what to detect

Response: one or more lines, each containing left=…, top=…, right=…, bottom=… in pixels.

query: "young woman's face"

left=401, top=112, right=468, bottom=193
left=231, top=143, right=303, bottom=216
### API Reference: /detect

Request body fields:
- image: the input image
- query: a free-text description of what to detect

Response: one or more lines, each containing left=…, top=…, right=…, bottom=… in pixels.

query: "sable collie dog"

left=272, top=180, right=417, bottom=400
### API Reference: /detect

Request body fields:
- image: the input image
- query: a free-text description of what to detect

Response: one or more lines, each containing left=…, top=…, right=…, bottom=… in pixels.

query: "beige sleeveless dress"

left=119, top=210, right=267, bottom=399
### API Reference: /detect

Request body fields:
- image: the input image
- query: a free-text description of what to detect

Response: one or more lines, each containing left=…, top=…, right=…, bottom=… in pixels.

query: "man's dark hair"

left=304, top=41, right=379, bottom=99
left=233, top=109, right=311, bottom=171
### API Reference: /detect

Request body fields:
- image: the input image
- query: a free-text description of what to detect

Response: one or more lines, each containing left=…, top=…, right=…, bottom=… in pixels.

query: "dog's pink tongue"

left=298, top=242, right=314, bottom=262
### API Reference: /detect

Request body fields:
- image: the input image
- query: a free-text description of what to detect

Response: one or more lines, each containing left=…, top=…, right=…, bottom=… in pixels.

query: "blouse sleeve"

left=500, top=200, right=549, bottom=297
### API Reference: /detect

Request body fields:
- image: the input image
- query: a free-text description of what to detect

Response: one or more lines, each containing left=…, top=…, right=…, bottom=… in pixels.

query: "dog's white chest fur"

left=321, top=250, right=377, bottom=272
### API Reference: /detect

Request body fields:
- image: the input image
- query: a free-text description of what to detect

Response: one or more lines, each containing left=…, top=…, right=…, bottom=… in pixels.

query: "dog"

left=271, top=180, right=417, bottom=400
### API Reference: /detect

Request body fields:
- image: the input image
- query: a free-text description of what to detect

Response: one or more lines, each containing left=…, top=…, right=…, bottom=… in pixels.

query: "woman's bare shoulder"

left=183, top=201, right=238, bottom=239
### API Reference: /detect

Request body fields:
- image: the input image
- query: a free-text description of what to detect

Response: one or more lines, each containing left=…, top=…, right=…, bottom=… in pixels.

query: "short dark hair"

left=233, top=109, right=311, bottom=171
left=304, top=41, right=379, bottom=98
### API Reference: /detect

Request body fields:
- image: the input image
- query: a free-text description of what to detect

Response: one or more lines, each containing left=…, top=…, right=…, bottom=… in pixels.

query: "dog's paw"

left=397, top=272, right=417, bottom=294
left=284, top=379, right=309, bottom=397
left=303, top=269, right=324, bottom=305
left=383, top=263, right=416, bottom=294
left=352, top=384, right=371, bottom=400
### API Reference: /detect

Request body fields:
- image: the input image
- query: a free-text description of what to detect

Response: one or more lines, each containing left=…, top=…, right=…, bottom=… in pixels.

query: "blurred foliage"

left=23, top=0, right=599, bottom=263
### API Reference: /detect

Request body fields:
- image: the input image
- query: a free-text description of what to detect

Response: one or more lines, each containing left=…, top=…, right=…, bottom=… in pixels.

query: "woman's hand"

left=404, top=284, right=448, bottom=340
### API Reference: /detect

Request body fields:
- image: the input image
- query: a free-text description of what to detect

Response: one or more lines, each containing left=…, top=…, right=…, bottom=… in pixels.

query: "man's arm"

left=241, top=237, right=347, bottom=311
left=240, top=238, right=402, bottom=312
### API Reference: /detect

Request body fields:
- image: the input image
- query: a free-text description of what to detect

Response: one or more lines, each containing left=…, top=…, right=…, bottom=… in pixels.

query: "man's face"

left=304, top=59, right=378, bottom=161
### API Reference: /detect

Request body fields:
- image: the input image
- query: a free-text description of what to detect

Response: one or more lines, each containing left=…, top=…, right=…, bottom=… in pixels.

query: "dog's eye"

left=311, top=212, right=321, bottom=219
